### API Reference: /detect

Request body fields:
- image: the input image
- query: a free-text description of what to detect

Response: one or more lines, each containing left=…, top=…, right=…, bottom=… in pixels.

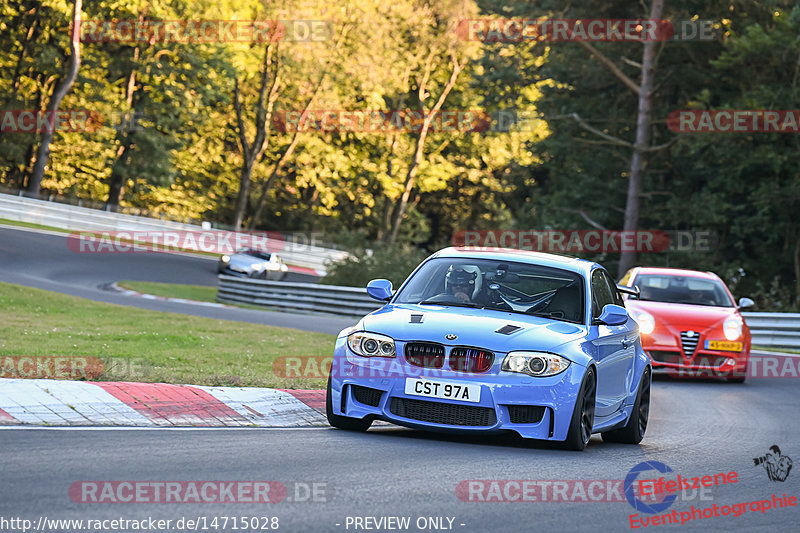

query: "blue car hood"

left=360, top=304, right=587, bottom=354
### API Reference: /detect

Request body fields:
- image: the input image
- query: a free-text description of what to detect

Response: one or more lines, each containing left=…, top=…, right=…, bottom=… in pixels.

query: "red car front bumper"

left=642, top=330, right=750, bottom=379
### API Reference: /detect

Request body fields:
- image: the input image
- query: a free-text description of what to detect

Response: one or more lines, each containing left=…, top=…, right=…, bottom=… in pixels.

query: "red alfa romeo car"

left=619, top=267, right=753, bottom=382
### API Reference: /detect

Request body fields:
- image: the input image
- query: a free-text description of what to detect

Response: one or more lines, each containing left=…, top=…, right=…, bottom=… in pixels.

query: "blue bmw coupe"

left=326, top=247, right=651, bottom=450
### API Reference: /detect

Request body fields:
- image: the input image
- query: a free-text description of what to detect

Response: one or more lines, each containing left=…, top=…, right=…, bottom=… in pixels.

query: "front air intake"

left=448, top=347, right=494, bottom=373
left=405, top=342, right=445, bottom=368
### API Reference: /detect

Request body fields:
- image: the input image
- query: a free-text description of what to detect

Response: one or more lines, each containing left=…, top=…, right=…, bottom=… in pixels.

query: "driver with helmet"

left=445, top=266, right=480, bottom=304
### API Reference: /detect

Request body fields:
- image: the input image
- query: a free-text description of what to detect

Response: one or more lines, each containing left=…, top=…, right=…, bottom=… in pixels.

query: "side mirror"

left=617, top=284, right=640, bottom=299
left=596, top=304, right=629, bottom=326
left=366, top=279, right=393, bottom=302
left=738, top=297, right=755, bottom=309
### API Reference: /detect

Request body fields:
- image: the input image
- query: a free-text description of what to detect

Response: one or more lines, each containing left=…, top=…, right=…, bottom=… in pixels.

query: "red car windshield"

left=635, top=274, right=734, bottom=307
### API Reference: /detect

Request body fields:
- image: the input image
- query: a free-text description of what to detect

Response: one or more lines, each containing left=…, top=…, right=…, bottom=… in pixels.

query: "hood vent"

left=410, top=314, right=424, bottom=323
left=495, top=324, right=522, bottom=335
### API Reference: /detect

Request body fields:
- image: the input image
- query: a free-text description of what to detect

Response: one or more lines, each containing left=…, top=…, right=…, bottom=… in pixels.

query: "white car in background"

left=218, top=248, right=289, bottom=281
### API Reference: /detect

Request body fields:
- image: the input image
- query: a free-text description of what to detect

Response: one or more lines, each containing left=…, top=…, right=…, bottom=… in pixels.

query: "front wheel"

left=562, top=367, right=596, bottom=451
left=326, top=376, right=372, bottom=431
left=602, top=368, right=650, bottom=444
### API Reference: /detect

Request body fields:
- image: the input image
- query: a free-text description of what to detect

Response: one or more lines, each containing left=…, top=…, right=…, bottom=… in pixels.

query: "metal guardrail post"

left=216, top=275, right=382, bottom=317
left=0, top=192, right=347, bottom=275
left=743, top=312, right=800, bottom=349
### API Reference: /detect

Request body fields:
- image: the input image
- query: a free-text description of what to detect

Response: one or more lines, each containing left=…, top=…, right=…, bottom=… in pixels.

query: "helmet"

left=445, top=267, right=477, bottom=296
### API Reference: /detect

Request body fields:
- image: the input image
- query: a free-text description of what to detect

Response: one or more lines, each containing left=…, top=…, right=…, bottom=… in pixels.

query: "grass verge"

left=752, top=345, right=800, bottom=355
left=118, top=280, right=217, bottom=303
left=0, top=281, right=334, bottom=388
left=0, top=217, right=71, bottom=234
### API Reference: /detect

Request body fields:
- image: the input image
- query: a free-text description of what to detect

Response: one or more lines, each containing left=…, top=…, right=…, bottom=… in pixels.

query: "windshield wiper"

left=418, top=299, right=481, bottom=308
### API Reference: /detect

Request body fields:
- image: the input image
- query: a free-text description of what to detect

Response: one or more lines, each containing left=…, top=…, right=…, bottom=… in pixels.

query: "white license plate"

left=404, top=378, right=481, bottom=403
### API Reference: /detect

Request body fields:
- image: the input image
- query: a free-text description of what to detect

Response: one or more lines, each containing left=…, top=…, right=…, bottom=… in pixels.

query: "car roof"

left=633, top=267, right=720, bottom=280
left=431, top=247, right=596, bottom=275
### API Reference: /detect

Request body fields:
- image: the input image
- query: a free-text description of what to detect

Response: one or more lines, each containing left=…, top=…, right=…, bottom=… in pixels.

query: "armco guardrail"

left=216, top=278, right=800, bottom=342
left=0, top=192, right=346, bottom=274
left=217, top=275, right=381, bottom=316
left=743, top=312, right=800, bottom=349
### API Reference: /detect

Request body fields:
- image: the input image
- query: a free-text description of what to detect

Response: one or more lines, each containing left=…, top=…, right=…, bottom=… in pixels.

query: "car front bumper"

left=328, top=344, right=588, bottom=441
left=643, top=340, right=750, bottom=379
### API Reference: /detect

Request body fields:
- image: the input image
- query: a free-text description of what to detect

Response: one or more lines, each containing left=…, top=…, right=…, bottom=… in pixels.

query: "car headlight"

left=347, top=332, right=396, bottom=358
left=634, top=311, right=656, bottom=335
left=250, top=263, right=265, bottom=271
left=221, top=255, right=230, bottom=263
left=502, top=351, right=570, bottom=377
left=723, top=316, right=743, bottom=341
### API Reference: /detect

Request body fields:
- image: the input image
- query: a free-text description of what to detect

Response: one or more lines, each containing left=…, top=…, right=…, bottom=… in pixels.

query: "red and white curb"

left=109, top=283, right=229, bottom=308
left=0, top=378, right=326, bottom=427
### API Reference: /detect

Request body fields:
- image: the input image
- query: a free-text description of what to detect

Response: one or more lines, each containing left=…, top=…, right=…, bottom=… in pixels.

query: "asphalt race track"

left=1, top=224, right=799, bottom=532
left=1, top=376, right=799, bottom=532
left=0, top=225, right=353, bottom=335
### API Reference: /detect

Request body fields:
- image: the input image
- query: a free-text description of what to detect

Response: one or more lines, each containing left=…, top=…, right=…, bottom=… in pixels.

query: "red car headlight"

left=633, top=311, right=656, bottom=335
left=723, top=316, right=743, bottom=341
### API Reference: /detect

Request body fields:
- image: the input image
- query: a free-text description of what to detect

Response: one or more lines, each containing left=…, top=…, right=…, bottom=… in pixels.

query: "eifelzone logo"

left=753, top=445, right=793, bottom=482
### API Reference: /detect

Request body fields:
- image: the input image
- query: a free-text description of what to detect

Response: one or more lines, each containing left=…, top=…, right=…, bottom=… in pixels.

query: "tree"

left=27, top=0, right=82, bottom=197
left=231, top=40, right=281, bottom=230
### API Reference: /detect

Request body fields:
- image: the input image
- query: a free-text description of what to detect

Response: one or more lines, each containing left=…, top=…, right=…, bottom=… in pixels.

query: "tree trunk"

left=233, top=158, right=255, bottom=229
left=246, top=134, right=300, bottom=230
left=106, top=141, right=132, bottom=211
left=385, top=53, right=462, bottom=245
left=246, top=25, right=350, bottom=230
left=106, top=49, right=139, bottom=211
left=618, top=0, right=663, bottom=277
left=794, top=237, right=800, bottom=309
left=10, top=8, right=39, bottom=99
left=231, top=43, right=281, bottom=230
left=27, top=0, right=82, bottom=197
left=386, top=127, right=428, bottom=244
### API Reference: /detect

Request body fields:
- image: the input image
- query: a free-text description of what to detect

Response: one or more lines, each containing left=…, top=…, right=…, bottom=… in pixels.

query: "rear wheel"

left=563, top=368, right=596, bottom=451
left=602, top=368, right=650, bottom=444
left=325, top=376, right=372, bottom=431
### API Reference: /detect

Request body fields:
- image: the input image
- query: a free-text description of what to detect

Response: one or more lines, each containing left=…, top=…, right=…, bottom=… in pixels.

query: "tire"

left=602, top=368, right=650, bottom=444
left=562, top=367, right=596, bottom=451
left=325, top=376, right=372, bottom=431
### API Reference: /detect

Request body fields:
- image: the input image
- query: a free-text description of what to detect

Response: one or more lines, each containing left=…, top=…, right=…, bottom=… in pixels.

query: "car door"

left=590, top=269, right=635, bottom=418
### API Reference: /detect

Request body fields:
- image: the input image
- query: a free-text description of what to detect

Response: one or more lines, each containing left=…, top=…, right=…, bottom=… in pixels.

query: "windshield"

left=635, top=274, right=734, bottom=307
left=393, top=257, right=585, bottom=323
left=240, top=249, right=271, bottom=261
